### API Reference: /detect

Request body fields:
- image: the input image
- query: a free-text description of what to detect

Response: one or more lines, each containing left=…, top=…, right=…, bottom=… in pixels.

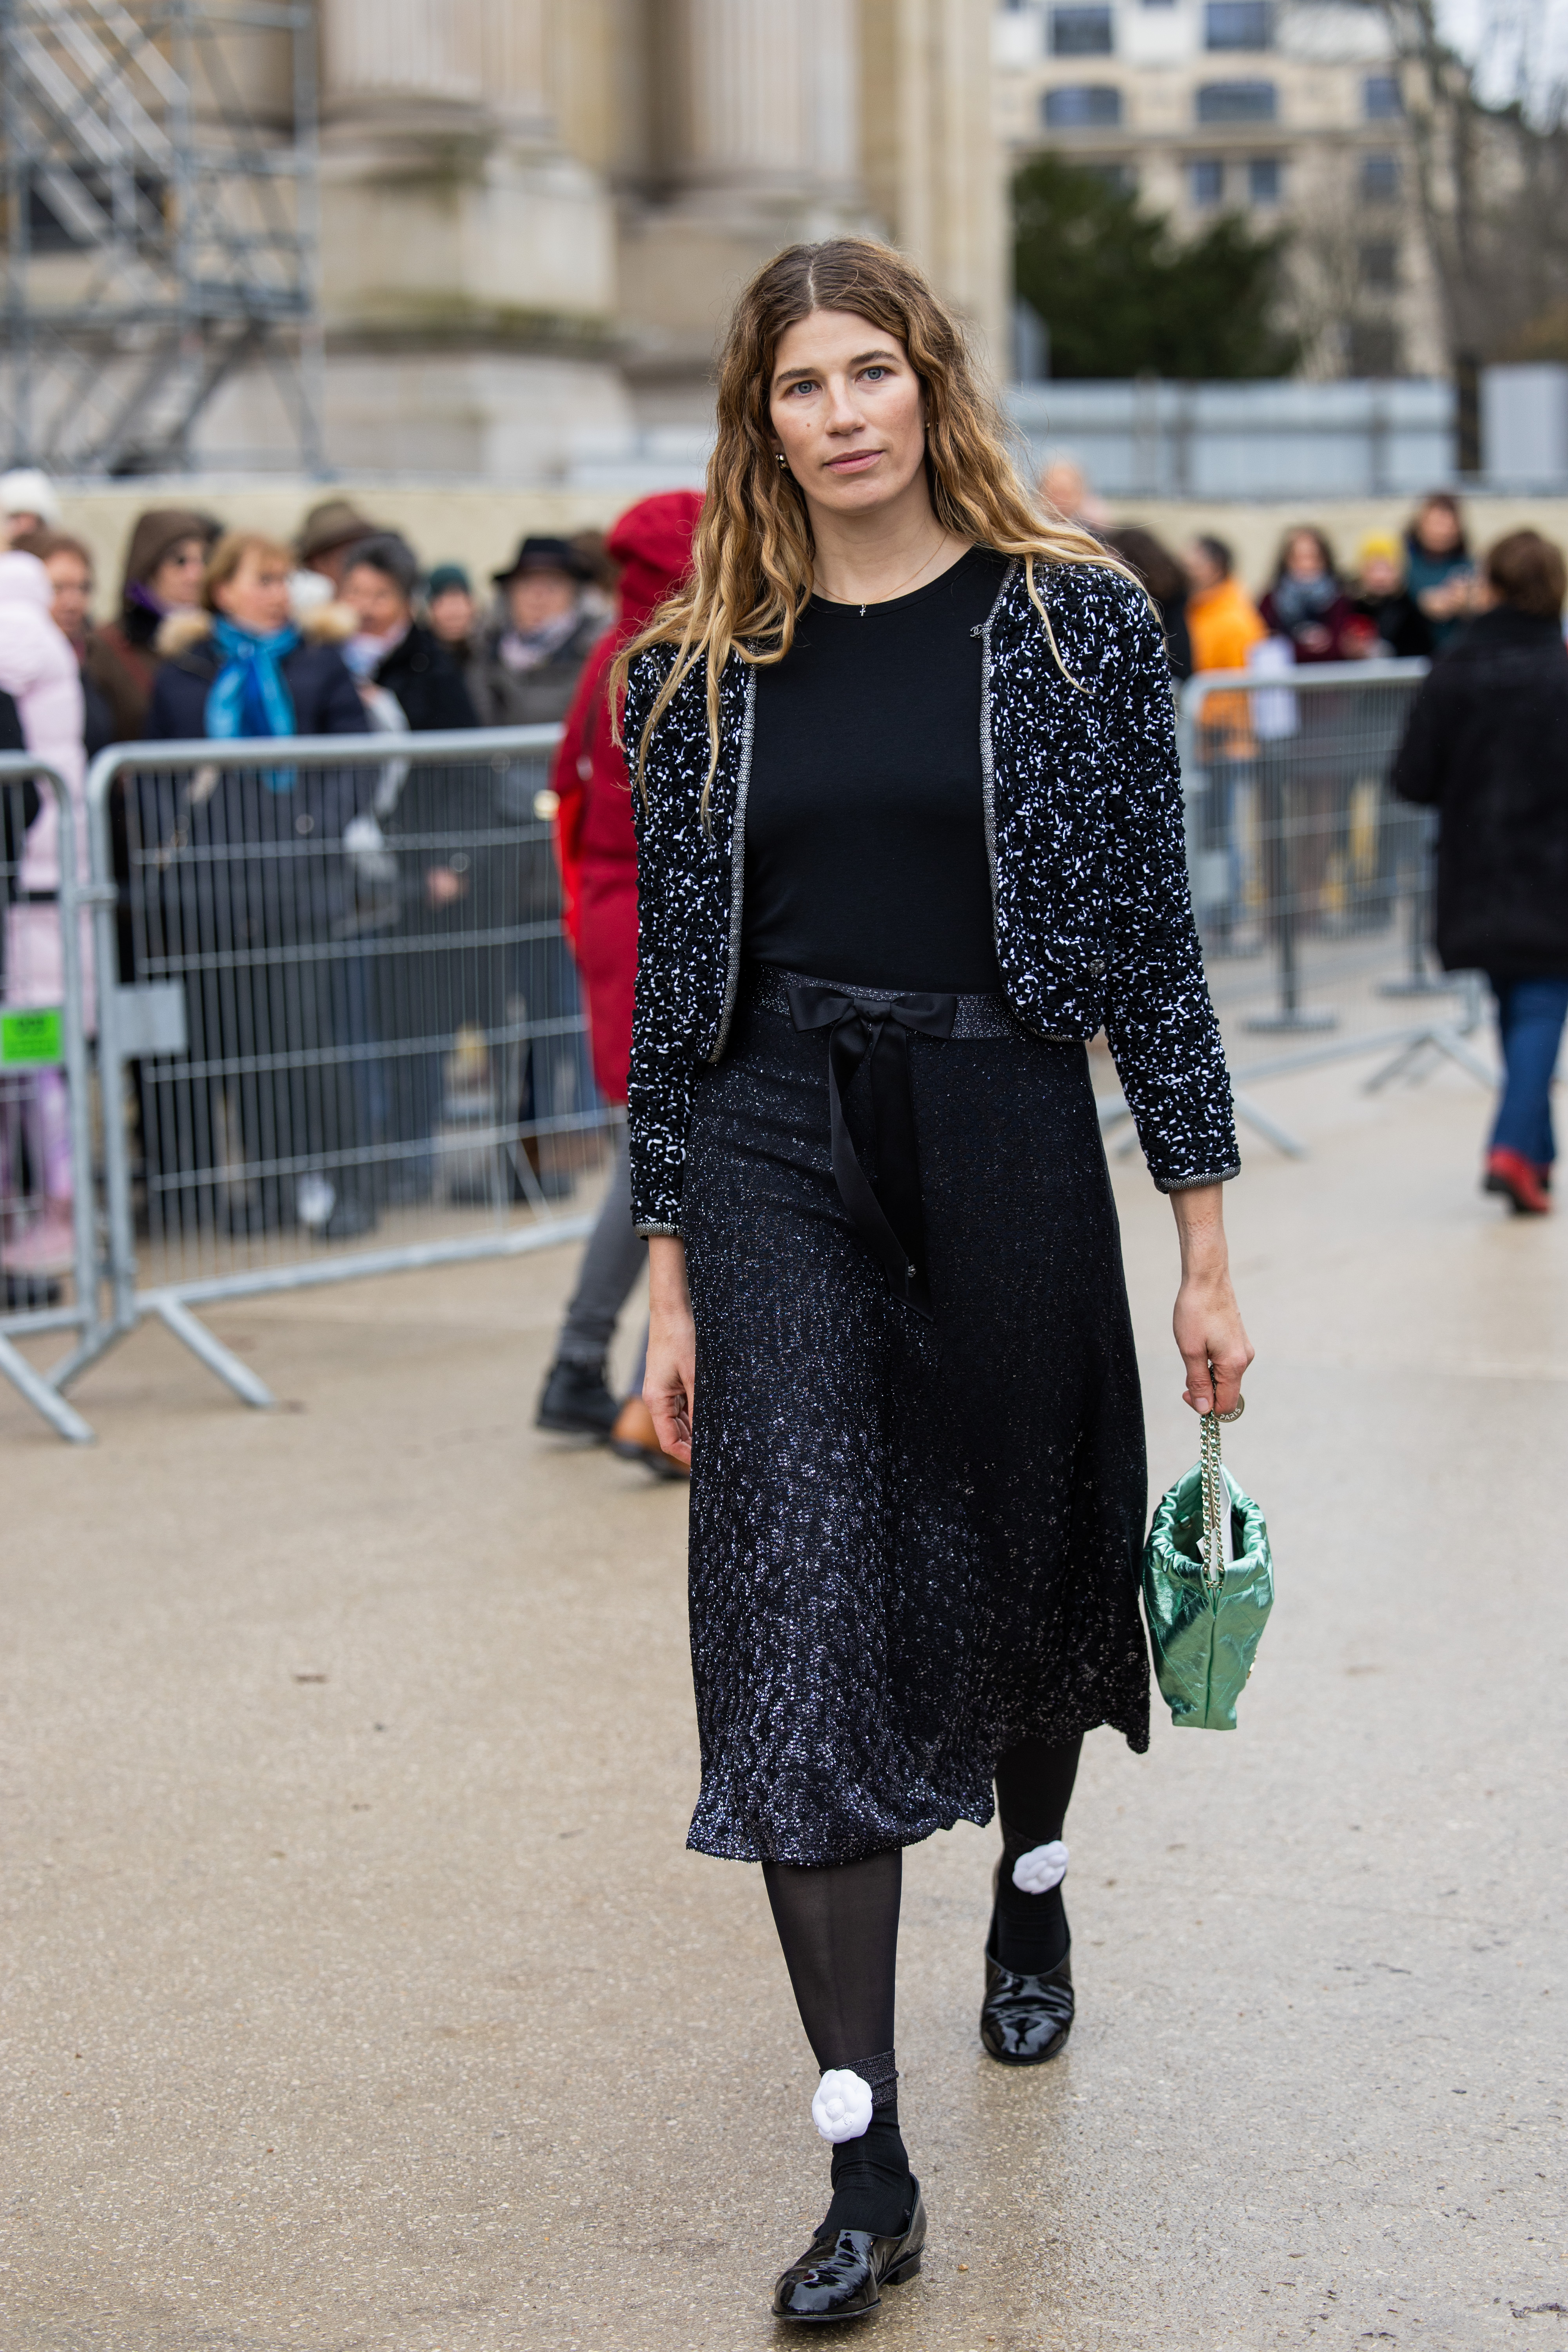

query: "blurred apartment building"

left=993, top=0, right=1443, bottom=377
left=1, top=0, right=1004, bottom=481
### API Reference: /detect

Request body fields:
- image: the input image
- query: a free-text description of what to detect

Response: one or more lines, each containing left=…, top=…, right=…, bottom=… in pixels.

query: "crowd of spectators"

left=0, top=475, right=616, bottom=1284
left=1, top=462, right=1561, bottom=1293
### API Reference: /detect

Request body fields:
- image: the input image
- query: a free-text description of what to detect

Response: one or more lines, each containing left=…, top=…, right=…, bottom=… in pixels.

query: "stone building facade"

left=208, top=0, right=1006, bottom=480
left=993, top=0, right=1444, bottom=378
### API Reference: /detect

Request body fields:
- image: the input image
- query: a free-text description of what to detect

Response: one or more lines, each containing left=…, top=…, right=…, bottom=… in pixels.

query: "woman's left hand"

left=1169, top=1183, right=1254, bottom=1416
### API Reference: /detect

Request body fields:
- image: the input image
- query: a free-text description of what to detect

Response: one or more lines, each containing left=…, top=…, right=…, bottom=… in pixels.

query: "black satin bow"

left=787, top=981, right=956, bottom=1316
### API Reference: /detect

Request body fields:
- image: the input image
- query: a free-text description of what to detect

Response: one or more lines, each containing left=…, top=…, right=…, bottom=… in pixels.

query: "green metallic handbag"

left=1142, top=1400, right=1274, bottom=1730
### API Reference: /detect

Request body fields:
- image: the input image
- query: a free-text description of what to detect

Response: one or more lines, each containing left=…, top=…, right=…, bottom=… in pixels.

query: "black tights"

left=760, top=1735, right=1082, bottom=2235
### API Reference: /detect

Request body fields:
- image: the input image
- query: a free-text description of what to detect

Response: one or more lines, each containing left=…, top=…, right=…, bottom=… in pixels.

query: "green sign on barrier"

left=0, top=1008, right=64, bottom=1067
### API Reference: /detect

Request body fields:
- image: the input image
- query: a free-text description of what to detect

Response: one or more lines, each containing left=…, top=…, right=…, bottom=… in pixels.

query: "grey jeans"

left=556, top=1118, right=648, bottom=1383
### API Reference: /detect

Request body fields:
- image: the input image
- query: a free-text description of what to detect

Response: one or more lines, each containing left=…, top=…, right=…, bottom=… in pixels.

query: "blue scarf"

left=205, top=618, right=300, bottom=771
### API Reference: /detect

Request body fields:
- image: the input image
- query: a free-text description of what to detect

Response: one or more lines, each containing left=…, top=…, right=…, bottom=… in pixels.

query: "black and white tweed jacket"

left=624, top=556, right=1238, bottom=1235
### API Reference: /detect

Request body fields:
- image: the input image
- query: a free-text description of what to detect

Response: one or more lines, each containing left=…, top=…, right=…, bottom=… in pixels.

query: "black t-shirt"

left=744, top=544, right=1008, bottom=992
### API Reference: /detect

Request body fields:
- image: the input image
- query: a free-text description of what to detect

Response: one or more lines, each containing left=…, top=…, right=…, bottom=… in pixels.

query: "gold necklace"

left=817, top=533, right=950, bottom=617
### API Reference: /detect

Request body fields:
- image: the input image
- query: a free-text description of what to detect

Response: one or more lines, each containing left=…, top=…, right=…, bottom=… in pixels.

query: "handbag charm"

left=1142, top=1397, right=1274, bottom=1730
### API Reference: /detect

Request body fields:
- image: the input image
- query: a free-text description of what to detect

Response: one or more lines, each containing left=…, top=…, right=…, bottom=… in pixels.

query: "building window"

left=1361, top=150, right=1401, bottom=200
left=1205, top=1, right=1272, bottom=48
left=1195, top=80, right=1277, bottom=122
left=1190, top=158, right=1227, bottom=205
left=1247, top=154, right=1282, bottom=202
left=1359, top=239, right=1399, bottom=291
left=1363, top=74, right=1402, bottom=119
left=1084, top=161, right=1136, bottom=192
left=1043, top=83, right=1124, bottom=126
left=1051, top=7, right=1114, bottom=53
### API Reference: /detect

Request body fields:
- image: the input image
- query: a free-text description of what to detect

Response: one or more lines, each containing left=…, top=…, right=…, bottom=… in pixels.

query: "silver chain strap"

left=1199, top=1390, right=1245, bottom=1592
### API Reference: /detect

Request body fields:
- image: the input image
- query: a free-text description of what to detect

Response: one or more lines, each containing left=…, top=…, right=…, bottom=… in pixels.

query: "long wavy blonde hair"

left=613, top=236, right=1131, bottom=817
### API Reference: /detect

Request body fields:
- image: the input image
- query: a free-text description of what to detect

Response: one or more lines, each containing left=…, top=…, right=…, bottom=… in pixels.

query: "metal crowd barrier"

left=1100, top=656, right=1491, bottom=1163
left=0, top=752, right=96, bottom=1441
left=0, top=673, right=1501, bottom=1443
left=64, top=722, right=600, bottom=1416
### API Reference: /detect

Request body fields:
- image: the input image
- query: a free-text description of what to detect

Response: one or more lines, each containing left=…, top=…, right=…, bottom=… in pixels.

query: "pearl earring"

left=777, top=452, right=787, bottom=466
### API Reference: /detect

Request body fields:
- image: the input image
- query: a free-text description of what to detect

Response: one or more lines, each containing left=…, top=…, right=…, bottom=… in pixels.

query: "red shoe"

left=1484, top=1147, right=1552, bottom=1214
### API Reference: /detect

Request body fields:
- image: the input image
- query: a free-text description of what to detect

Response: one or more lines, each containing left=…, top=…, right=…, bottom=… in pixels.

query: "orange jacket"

left=1187, top=574, right=1267, bottom=752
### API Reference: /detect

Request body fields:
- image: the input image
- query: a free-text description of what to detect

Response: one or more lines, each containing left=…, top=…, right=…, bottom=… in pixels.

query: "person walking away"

left=624, top=238, right=1252, bottom=2321
left=468, top=537, right=604, bottom=728
left=142, top=533, right=377, bottom=1241
left=0, top=552, right=93, bottom=1280
left=1393, top=528, right=1568, bottom=1216
left=533, top=489, right=703, bottom=1472
left=92, top=509, right=210, bottom=742
left=1103, top=525, right=1192, bottom=681
left=1405, top=493, right=1475, bottom=653
left=1345, top=533, right=1433, bottom=660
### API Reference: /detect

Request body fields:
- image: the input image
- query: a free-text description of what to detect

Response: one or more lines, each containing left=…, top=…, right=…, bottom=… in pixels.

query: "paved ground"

left=3, top=1056, right=1565, bottom=2352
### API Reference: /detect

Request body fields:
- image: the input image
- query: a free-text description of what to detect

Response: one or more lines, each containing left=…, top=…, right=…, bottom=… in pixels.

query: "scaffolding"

left=0, top=0, right=323, bottom=475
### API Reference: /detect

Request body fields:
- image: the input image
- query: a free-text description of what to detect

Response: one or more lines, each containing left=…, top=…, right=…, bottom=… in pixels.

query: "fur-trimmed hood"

left=156, top=601, right=357, bottom=658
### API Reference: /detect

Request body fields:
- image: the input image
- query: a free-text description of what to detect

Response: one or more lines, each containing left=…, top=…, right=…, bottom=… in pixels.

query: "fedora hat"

left=492, top=534, right=593, bottom=587
left=294, top=497, right=381, bottom=564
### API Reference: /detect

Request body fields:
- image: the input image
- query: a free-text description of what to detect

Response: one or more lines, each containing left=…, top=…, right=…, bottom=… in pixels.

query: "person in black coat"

left=140, top=532, right=377, bottom=1240
left=334, top=534, right=503, bottom=1200
left=338, top=533, right=476, bottom=732
left=1393, top=527, right=1568, bottom=1216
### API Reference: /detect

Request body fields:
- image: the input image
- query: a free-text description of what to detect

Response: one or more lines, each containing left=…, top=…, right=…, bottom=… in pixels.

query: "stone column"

left=660, top=0, right=860, bottom=206
left=860, top=0, right=1006, bottom=368
left=313, top=0, right=624, bottom=477
left=321, top=0, right=485, bottom=107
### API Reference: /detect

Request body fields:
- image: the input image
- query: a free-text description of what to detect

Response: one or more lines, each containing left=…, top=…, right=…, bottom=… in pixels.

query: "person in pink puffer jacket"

left=0, top=550, right=92, bottom=1278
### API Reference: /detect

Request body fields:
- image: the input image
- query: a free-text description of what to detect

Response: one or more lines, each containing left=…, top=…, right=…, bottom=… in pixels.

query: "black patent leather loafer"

left=771, top=2183, right=926, bottom=2322
left=980, top=1931, right=1074, bottom=2065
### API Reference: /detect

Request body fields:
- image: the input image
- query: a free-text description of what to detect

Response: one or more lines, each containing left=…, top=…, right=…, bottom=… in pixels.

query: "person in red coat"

left=535, top=490, right=703, bottom=1470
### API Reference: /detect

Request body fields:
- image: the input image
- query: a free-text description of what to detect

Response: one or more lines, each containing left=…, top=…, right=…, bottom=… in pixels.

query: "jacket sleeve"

left=1101, top=592, right=1240, bottom=1191
left=551, top=646, right=608, bottom=957
left=624, top=646, right=699, bottom=1236
left=1390, top=668, right=1449, bottom=807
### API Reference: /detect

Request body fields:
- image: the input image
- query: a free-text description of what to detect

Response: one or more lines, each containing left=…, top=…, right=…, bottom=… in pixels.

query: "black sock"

left=992, top=1735, right=1081, bottom=1976
left=823, top=2106, right=911, bottom=2238
left=761, top=1852, right=913, bottom=2238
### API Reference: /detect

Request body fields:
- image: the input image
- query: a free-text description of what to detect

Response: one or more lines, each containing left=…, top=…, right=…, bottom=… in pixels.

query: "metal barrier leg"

left=149, top=1294, right=279, bottom=1409
left=1244, top=751, right=1336, bottom=1035
left=1365, top=1023, right=1495, bottom=1094
left=0, top=1332, right=95, bottom=1442
left=1229, top=1090, right=1308, bottom=1158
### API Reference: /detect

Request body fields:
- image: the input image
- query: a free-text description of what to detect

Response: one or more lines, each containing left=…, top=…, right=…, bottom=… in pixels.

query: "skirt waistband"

left=747, top=961, right=1023, bottom=1040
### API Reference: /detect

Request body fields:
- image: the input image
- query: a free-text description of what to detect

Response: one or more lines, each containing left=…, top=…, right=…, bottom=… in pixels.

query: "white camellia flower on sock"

left=1011, top=1838, right=1069, bottom=1895
left=811, top=2069, right=873, bottom=2144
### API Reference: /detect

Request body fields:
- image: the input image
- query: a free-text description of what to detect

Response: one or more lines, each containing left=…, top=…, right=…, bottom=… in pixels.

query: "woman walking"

left=1394, top=528, right=1568, bottom=1216
left=620, top=240, right=1251, bottom=2322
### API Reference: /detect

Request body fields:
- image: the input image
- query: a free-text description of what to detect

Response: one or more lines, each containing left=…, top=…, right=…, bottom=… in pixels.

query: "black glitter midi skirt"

left=679, top=976, right=1151, bottom=1868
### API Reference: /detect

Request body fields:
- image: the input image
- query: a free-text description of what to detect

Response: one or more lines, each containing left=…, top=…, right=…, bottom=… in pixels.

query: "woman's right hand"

left=644, top=1234, right=696, bottom=1467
